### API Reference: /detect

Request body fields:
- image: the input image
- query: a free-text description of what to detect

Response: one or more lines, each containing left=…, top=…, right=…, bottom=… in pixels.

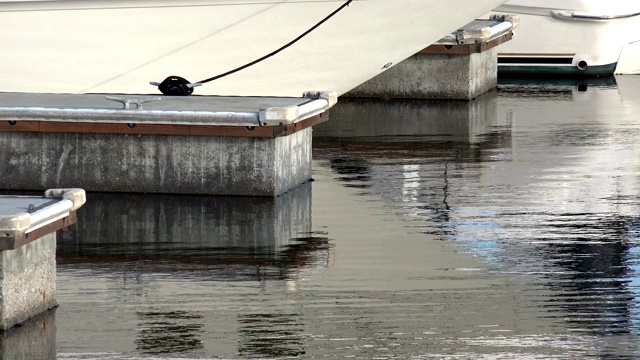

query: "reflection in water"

left=55, top=183, right=332, bottom=357
left=136, top=311, right=204, bottom=355
left=497, top=75, right=618, bottom=90
left=328, top=157, right=372, bottom=189
left=57, top=183, right=331, bottom=281
left=317, top=91, right=507, bottom=141
left=0, top=309, right=56, bottom=360
left=544, top=228, right=634, bottom=335
left=314, top=78, right=640, bottom=358
left=49, top=77, right=640, bottom=359
left=238, top=313, right=305, bottom=358
left=523, top=214, right=640, bottom=340
left=316, top=94, right=511, bottom=235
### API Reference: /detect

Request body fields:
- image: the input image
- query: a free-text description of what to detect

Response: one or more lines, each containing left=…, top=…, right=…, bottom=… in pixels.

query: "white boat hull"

left=1, top=0, right=507, bottom=96
left=488, top=0, right=640, bottom=76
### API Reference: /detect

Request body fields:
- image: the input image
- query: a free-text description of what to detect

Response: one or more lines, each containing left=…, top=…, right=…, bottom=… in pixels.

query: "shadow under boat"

left=56, top=183, right=332, bottom=281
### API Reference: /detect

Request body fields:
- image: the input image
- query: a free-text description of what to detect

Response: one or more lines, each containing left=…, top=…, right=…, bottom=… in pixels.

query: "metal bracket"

left=105, top=96, right=162, bottom=110
left=302, top=91, right=338, bottom=108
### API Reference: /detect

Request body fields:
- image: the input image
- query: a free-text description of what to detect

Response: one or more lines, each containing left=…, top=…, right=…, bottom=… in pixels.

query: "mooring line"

left=196, top=0, right=354, bottom=85
left=153, top=0, right=354, bottom=95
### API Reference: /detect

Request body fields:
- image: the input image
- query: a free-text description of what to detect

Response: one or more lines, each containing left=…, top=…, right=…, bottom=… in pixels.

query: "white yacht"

left=488, top=0, right=640, bottom=76
left=1, top=0, right=508, bottom=96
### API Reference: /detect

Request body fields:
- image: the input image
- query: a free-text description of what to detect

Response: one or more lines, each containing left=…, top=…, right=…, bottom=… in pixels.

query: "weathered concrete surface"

left=0, top=129, right=312, bottom=196
left=345, top=48, right=498, bottom=100
left=316, top=91, right=499, bottom=143
left=0, top=233, right=57, bottom=330
left=0, top=308, right=56, bottom=359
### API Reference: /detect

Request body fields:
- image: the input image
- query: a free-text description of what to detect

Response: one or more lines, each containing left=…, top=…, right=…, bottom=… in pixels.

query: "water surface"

left=22, top=76, right=640, bottom=359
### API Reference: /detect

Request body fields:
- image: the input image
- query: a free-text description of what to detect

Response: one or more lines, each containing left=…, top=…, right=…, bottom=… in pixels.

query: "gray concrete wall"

left=0, top=129, right=313, bottom=196
left=345, top=48, right=497, bottom=100
left=275, top=129, right=312, bottom=196
left=0, top=233, right=57, bottom=330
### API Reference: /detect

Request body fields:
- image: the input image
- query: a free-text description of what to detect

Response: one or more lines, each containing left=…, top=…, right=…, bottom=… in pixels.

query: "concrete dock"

left=346, top=16, right=518, bottom=100
left=0, top=92, right=336, bottom=196
left=0, top=188, right=85, bottom=331
left=0, top=18, right=519, bottom=196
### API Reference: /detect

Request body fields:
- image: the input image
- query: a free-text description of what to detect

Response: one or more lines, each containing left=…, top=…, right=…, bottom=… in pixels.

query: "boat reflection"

left=539, top=219, right=637, bottom=333
left=497, top=75, right=618, bottom=89
left=496, top=78, right=640, bottom=344
left=238, top=312, right=305, bottom=358
left=314, top=78, right=640, bottom=353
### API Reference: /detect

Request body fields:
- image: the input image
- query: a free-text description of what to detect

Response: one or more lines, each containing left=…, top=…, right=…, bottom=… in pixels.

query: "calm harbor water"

left=13, top=76, right=640, bottom=359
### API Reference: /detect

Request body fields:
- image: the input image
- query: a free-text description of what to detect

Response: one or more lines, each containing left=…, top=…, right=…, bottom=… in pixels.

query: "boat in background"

left=1, top=0, right=507, bottom=97
left=487, top=0, right=640, bottom=76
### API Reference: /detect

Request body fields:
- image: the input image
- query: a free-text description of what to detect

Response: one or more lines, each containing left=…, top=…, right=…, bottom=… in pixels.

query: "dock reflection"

left=316, top=91, right=505, bottom=143
left=0, top=309, right=56, bottom=360
left=135, top=310, right=204, bottom=355
left=314, top=79, right=640, bottom=350
left=56, top=183, right=331, bottom=357
left=57, top=183, right=332, bottom=281
left=314, top=93, right=510, bottom=230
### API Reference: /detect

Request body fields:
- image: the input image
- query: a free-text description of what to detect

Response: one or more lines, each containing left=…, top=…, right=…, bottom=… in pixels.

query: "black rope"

left=196, top=0, right=353, bottom=85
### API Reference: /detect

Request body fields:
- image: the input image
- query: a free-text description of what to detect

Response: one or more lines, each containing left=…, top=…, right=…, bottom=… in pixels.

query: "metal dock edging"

left=420, top=15, right=519, bottom=55
left=0, top=189, right=85, bottom=251
left=0, top=91, right=337, bottom=138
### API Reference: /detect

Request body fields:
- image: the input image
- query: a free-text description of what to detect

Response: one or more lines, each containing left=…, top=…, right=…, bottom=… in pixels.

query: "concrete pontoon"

left=0, top=188, right=85, bottom=330
left=0, top=92, right=336, bottom=196
left=346, top=16, right=518, bottom=100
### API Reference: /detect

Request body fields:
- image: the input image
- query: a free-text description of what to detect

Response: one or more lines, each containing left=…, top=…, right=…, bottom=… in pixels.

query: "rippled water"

left=10, top=76, right=640, bottom=359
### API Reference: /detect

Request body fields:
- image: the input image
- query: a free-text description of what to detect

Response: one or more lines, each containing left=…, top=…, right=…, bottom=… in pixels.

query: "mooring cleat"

left=105, top=96, right=162, bottom=110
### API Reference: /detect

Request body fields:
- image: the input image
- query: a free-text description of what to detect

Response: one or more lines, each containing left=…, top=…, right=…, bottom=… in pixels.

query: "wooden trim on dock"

left=0, top=113, right=328, bottom=138
left=419, top=31, right=513, bottom=55
left=0, top=211, right=77, bottom=251
left=274, top=112, right=328, bottom=137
